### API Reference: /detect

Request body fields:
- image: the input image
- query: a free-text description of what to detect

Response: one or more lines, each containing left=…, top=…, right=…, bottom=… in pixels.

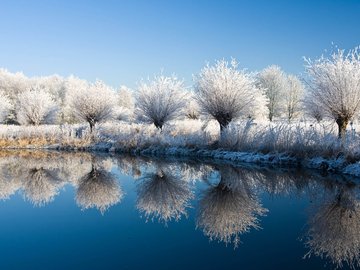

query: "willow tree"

left=195, top=59, right=263, bottom=132
left=16, top=86, right=59, bottom=125
left=136, top=75, right=186, bottom=130
left=304, top=47, right=360, bottom=138
left=70, top=80, right=116, bottom=132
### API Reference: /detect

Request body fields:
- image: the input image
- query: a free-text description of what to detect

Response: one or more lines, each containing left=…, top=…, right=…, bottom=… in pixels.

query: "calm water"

left=0, top=150, right=359, bottom=270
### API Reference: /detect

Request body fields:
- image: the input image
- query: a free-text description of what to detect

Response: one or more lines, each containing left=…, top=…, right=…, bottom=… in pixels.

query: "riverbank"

left=1, top=121, right=359, bottom=178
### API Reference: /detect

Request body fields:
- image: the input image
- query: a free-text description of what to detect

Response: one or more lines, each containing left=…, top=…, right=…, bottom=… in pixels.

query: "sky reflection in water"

left=0, top=150, right=359, bottom=270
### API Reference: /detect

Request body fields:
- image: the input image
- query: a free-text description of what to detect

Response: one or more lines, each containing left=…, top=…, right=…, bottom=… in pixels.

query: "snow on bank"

left=110, top=145, right=360, bottom=180
left=1, top=120, right=360, bottom=179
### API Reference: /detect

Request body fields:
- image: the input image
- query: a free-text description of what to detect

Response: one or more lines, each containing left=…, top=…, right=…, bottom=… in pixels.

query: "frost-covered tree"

left=35, top=75, right=66, bottom=102
left=0, top=92, right=12, bottom=123
left=114, top=85, right=135, bottom=121
left=0, top=68, right=29, bottom=100
left=246, top=87, right=269, bottom=120
left=195, top=59, right=262, bottom=131
left=285, top=75, right=304, bottom=121
left=304, top=96, right=324, bottom=123
left=184, top=93, right=200, bottom=120
left=304, top=47, right=360, bottom=138
left=63, top=75, right=89, bottom=124
left=136, top=75, right=186, bottom=129
left=16, top=86, right=59, bottom=125
left=257, top=65, right=287, bottom=121
left=70, top=80, right=116, bottom=132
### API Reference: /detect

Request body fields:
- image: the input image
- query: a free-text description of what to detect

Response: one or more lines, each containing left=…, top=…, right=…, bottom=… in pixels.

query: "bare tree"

left=285, top=75, right=304, bottom=121
left=136, top=75, right=186, bottom=130
left=16, top=86, right=59, bottom=125
left=70, top=80, right=116, bottom=132
left=304, top=96, right=324, bottom=123
left=256, top=65, right=287, bottom=121
left=194, top=59, right=262, bottom=131
left=304, top=47, right=360, bottom=138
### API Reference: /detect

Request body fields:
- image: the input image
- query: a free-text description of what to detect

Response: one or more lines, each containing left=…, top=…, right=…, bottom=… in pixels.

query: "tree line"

left=0, top=47, right=359, bottom=138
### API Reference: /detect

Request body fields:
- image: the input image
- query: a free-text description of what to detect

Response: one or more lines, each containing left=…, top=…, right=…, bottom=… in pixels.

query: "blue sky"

left=0, top=0, right=359, bottom=88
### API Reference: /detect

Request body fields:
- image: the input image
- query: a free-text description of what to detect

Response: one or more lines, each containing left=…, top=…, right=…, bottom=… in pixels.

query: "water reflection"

left=0, top=151, right=123, bottom=213
left=75, top=161, right=123, bottom=214
left=0, top=150, right=360, bottom=268
left=22, top=167, right=64, bottom=206
left=303, top=185, right=360, bottom=269
left=136, top=167, right=193, bottom=223
left=197, top=166, right=267, bottom=248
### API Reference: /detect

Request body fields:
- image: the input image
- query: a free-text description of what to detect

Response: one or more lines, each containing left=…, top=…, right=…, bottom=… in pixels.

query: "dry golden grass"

left=0, top=137, right=57, bottom=148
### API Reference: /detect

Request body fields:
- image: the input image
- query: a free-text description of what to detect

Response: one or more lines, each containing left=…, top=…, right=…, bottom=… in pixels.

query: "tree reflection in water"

left=0, top=160, right=22, bottom=200
left=22, top=167, right=63, bottom=206
left=136, top=168, right=193, bottom=224
left=76, top=161, right=123, bottom=214
left=304, top=186, right=360, bottom=269
left=197, top=166, right=267, bottom=248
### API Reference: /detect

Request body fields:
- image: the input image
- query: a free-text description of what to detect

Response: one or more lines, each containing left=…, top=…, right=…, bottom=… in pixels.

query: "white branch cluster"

left=195, top=59, right=265, bottom=128
left=304, top=48, right=360, bottom=122
left=16, top=85, right=59, bottom=125
left=136, top=75, right=186, bottom=129
left=70, top=80, right=116, bottom=129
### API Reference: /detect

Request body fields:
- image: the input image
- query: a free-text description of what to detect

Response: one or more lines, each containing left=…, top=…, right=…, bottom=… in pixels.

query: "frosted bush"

left=16, top=86, right=59, bottom=125
left=0, top=92, right=12, bottom=123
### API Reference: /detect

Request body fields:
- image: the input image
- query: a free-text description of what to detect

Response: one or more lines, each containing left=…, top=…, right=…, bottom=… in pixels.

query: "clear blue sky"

left=0, top=0, right=359, bottom=88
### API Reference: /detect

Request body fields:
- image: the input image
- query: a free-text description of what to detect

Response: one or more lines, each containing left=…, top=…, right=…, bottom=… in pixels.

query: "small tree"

left=0, top=92, right=12, bottom=123
left=195, top=59, right=261, bottom=131
left=184, top=94, right=200, bottom=120
left=114, top=85, right=135, bottom=122
left=257, top=65, right=287, bottom=121
left=246, top=86, right=269, bottom=120
left=304, top=96, right=324, bottom=123
left=136, top=75, right=186, bottom=129
left=305, top=47, right=360, bottom=138
left=70, top=80, right=116, bottom=132
left=16, top=86, right=59, bottom=125
left=285, top=75, right=304, bottom=121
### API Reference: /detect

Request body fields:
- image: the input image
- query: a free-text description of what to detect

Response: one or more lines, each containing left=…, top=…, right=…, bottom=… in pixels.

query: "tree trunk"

left=89, top=122, right=94, bottom=133
left=154, top=121, right=163, bottom=130
left=336, top=117, right=349, bottom=139
left=268, top=113, right=273, bottom=122
left=218, top=114, right=232, bottom=133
